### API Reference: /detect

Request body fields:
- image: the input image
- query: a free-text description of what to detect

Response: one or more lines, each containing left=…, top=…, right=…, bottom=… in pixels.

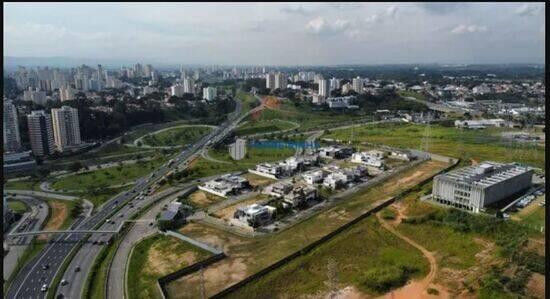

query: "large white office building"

left=3, top=100, right=21, bottom=153
left=51, top=106, right=82, bottom=152
left=183, top=77, right=195, bottom=94
left=432, top=161, right=533, bottom=213
left=27, top=110, right=55, bottom=156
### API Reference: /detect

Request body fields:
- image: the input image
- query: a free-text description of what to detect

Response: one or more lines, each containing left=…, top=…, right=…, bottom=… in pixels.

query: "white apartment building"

left=342, top=83, right=353, bottom=94
left=229, top=138, right=246, bottom=160
left=3, top=100, right=21, bottom=153
left=59, top=86, right=76, bottom=102
left=51, top=106, right=82, bottom=152
left=203, top=87, right=217, bottom=101
left=23, top=87, right=47, bottom=105
left=329, top=77, right=341, bottom=92
left=318, top=79, right=329, bottom=98
left=274, top=73, right=287, bottom=90
left=27, top=110, right=55, bottom=156
left=352, top=77, right=363, bottom=94
left=183, top=77, right=195, bottom=94
left=266, top=73, right=276, bottom=90
left=171, top=84, right=185, bottom=97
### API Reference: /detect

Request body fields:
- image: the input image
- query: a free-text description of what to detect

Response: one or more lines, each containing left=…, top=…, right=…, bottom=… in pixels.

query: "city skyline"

left=4, top=2, right=545, bottom=66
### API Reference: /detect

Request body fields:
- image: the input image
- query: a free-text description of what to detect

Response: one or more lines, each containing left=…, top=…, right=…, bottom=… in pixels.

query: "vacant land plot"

left=241, top=173, right=275, bottom=188
left=34, top=199, right=78, bottom=241
left=324, top=122, right=545, bottom=168
left=142, top=126, right=213, bottom=147
left=226, top=218, right=429, bottom=298
left=51, top=158, right=165, bottom=192
left=187, top=190, right=225, bottom=208
left=166, top=160, right=448, bottom=298
left=127, top=234, right=211, bottom=299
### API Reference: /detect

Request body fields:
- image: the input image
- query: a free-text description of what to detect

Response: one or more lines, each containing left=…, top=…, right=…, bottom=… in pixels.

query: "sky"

left=3, top=2, right=546, bottom=66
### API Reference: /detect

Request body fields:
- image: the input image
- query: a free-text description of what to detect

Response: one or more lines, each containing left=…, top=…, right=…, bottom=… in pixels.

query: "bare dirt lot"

left=38, top=201, right=68, bottom=241
left=188, top=190, right=224, bottom=208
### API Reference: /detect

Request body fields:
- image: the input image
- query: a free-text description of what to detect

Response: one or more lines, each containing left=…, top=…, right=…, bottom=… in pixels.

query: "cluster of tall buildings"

left=13, top=63, right=157, bottom=105
left=3, top=101, right=82, bottom=157
left=265, top=72, right=288, bottom=90
left=170, top=77, right=196, bottom=97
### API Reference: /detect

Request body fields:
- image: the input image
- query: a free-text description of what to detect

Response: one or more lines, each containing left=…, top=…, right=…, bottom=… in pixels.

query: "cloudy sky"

left=3, top=2, right=545, bottom=65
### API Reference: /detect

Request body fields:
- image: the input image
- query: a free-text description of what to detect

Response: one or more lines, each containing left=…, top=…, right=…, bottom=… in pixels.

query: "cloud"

left=451, top=24, right=488, bottom=34
left=365, top=14, right=381, bottom=24
left=281, top=4, right=313, bottom=15
left=417, top=3, right=469, bottom=15
left=305, top=17, right=351, bottom=35
left=385, top=5, right=398, bottom=18
left=326, top=3, right=364, bottom=10
left=515, top=4, right=543, bottom=17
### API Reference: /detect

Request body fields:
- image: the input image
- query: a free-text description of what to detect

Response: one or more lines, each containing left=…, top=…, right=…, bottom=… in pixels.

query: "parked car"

left=41, top=284, right=48, bottom=292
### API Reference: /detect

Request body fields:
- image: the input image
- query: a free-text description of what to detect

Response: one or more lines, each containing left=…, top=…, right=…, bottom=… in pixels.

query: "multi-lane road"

left=6, top=98, right=244, bottom=299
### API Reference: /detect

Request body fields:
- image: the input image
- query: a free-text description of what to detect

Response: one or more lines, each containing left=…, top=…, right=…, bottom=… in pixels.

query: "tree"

left=69, top=161, right=84, bottom=173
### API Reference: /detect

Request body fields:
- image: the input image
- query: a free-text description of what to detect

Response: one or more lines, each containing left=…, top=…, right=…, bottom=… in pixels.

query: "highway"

left=3, top=196, right=49, bottom=281
left=5, top=97, right=243, bottom=299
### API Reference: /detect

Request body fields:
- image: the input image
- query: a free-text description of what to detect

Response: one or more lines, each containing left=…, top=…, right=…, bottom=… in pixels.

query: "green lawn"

left=142, top=126, right=213, bottom=147
left=236, top=90, right=260, bottom=113
left=324, top=122, right=545, bottom=168
left=4, top=179, right=39, bottom=190
left=397, top=90, right=428, bottom=102
left=7, top=200, right=29, bottom=214
left=127, top=234, right=211, bottom=299
left=51, top=158, right=166, bottom=192
left=236, top=119, right=297, bottom=136
left=226, top=218, right=429, bottom=298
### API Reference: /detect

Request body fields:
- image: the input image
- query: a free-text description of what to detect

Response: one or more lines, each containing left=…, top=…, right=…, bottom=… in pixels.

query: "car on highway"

left=42, top=264, right=49, bottom=270
left=75, top=266, right=81, bottom=272
left=40, top=284, right=48, bottom=292
left=105, top=218, right=111, bottom=223
left=61, top=279, right=68, bottom=286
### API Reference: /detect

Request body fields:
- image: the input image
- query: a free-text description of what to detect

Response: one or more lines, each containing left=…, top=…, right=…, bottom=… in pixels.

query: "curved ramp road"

left=5, top=98, right=243, bottom=299
left=3, top=196, right=49, bottom=281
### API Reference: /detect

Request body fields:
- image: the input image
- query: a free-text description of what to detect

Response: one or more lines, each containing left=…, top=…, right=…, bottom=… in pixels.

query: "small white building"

left=302, top=170, right=325, bottom=185
left=198, top=174, right=250, bottom=198
left=351, top=152, right=385, bottom=168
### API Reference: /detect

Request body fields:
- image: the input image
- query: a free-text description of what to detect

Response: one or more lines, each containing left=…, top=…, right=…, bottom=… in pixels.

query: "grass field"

left=515, top=196, right=545, bottom=232
left=397, top=90, right=428, bottom=102
left=397, top=223, right=482, bottom=270
left=4, top=179, right=40, bottom=190
left=323, top=122, right=545, bottom=168
left=184, top=146, right=295, bottom=179
left=127, top=234, right=211, bottom=299
left=226, top=218, right=429, bottom=298
left=142, top=126, right=213, bottom=147
left=7, top=200, right=29, bottom=214
left=166, top=160, right=449, bottom=298
left=51, top=158, right=166, bottom=192
left=236, top=119, right=297, bottom=136
left=245, top=100, right=372, bottom=132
